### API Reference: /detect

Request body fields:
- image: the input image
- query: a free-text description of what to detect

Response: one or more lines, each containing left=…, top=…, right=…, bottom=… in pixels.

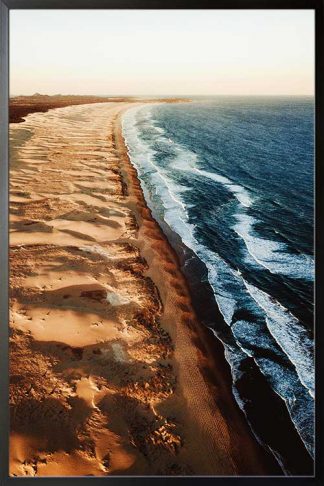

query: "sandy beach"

left=9, top=100, right=279, bottom=477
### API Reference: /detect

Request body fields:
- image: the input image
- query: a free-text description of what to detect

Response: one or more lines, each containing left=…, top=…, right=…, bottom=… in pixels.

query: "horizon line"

left=10, top=93, right=315, bottom=98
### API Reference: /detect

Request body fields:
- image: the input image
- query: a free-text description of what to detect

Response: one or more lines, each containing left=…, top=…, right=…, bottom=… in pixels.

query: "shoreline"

left=118, top=104, right=313, bottom=475
left=10, top=101, right=280, bottom=476
left=144, top=197, right=314, bottom=475
left=114, top=105, right=283, bottom=475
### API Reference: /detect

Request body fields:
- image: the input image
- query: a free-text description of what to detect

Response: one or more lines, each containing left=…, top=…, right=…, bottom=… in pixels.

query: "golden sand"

left=9, top=102, right=276, bottom=476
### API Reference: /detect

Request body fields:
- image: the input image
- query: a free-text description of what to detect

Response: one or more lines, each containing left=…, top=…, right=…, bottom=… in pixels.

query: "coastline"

left=10, top=101, right=279, bottom=476
left=116, top=104, right=283, bottom=474
left=9, top=95, right=189, bottom=123
left=119, top=102, right=314, bottom=476
left=9, top=95, right=127, bottom=123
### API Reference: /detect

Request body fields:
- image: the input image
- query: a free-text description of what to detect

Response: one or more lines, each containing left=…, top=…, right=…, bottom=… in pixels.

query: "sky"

left=10, top=9, right=314, bottom=96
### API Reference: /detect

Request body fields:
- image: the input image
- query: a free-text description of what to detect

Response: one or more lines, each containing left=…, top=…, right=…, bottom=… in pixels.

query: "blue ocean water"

left=122, top=97, right=314, bottom=473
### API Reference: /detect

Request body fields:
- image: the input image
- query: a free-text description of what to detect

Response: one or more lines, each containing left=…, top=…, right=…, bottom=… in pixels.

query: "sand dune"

left=9, top=102, right=278, bottom=476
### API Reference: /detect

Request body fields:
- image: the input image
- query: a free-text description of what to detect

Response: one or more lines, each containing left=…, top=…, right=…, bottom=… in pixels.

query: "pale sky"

left=10, top=9, right=314, bottom=96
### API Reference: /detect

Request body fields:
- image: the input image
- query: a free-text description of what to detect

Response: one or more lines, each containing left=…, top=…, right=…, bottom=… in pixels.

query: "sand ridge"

left=9, top=102, right=277, bottom=476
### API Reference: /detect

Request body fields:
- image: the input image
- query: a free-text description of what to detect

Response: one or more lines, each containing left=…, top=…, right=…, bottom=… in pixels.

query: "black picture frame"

left=1, top=1, right=323, bottom=485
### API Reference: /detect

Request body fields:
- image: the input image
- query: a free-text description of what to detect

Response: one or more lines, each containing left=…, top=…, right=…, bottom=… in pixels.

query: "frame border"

left=0, top=0, right=9, bottom=484
left=1, top=1, right=323, bottom=485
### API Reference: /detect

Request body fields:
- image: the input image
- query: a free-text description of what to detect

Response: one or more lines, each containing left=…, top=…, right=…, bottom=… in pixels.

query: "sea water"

left=122, top=96, right=314, bottom=474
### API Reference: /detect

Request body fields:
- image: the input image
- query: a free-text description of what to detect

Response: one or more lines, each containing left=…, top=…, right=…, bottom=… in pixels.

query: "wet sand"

left=9, top=102, right=279, bottom=476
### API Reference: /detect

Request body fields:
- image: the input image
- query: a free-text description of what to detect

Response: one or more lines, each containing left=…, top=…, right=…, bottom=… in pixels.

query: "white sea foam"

left=192, top=168, right=314, bottom=281
left=242, top=279, right=314, bottom=397
left=194, top=242, right=314, bottom=455
left=123, top=106, right=196, bottom=247
left=194, top=168, right=253, bottom=208
left=234, top=212, right=314, bottom=280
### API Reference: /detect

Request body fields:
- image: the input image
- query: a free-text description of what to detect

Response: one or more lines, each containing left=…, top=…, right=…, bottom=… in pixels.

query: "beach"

left=9, top=100, right=279, bottom=476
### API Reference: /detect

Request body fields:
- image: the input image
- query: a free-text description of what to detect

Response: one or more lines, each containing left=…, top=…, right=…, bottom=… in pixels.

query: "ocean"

left=122, top=96, right=314, bottom=475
